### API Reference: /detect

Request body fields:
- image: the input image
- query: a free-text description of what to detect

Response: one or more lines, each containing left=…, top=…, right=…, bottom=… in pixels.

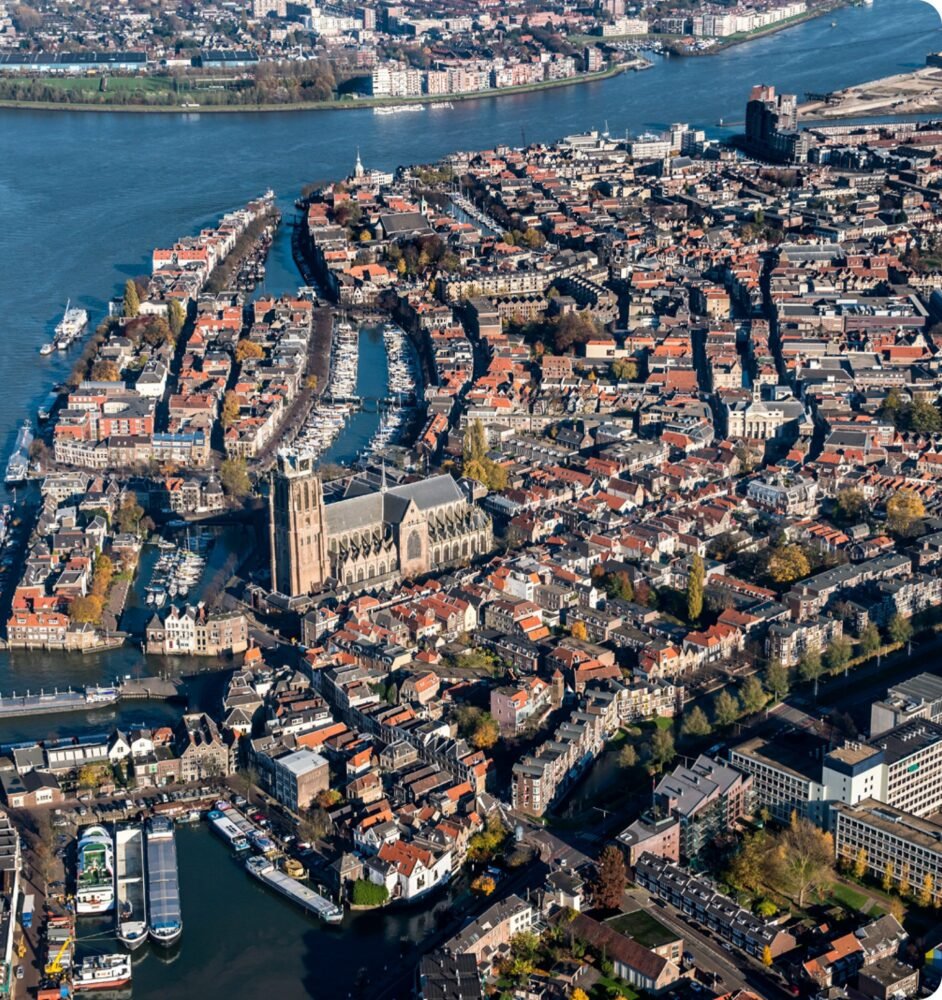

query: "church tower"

left=268, top=449, right=329, bottom=597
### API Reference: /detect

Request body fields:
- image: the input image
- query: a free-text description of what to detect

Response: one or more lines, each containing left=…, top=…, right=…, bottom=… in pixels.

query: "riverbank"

left=0, top=61, right=637, bottom=115
left=800, top=64, right=942, bottom=120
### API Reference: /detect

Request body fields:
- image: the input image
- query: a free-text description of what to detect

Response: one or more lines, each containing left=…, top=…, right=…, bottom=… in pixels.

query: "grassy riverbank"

left=0, top=61, right=634, bottom=115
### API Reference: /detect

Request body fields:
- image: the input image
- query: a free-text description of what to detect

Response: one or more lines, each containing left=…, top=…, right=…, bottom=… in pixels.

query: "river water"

left=0, top=3, right=939, bottom=992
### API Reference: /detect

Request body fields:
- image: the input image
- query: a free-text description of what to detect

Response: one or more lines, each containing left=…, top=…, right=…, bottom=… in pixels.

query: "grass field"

left=606, top=910, right=678, bottom=949
left=39, top=76, right=173, bottom=94
left=829, top=883, right=870, bottom=913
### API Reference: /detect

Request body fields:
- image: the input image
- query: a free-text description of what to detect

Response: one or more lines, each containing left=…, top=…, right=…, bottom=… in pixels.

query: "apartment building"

left=271, top=748, right=329, bottom=812
left=870, top=672, right=942, bottom=737
left=833, top=800, right=942, bottom=906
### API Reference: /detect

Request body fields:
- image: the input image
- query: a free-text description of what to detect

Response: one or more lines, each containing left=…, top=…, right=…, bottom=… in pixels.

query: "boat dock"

left=245, top=856, right=343, bottom=923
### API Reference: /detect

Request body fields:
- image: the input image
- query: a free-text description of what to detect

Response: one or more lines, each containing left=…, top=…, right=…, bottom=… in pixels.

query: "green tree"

left=167, top=299, right=186, bottom=339
left=681, top=705, right=712, bottom=737
left=351, top=879, right=389, bottom=906
left=123, top=278, right=141, bottom=318
left=765, top=660, right=790, bottom=702
left=611, top=357, right=638, bottom=381
left=858, top=622, right=881, bottom=656
left=648, top=728, right=676, bottom=773
left=740, top=675, right=768, bottom=715
left=618, top=744, right=638, bottom=769
left=713, top=690, right=741, bottom=728
left=825, top=636, right=853, bottom=673
left=219, top=458, right=251, bottom=499
left=686, top=554, right=704, bottom=623
left=887, top=613, right=912, bottom=646
left=798, top=647, right=824, bottom=697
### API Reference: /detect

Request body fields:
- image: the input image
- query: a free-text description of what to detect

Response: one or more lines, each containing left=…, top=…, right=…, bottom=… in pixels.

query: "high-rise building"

left=268, top=449, right=329, bottom=598
left=744, top=84, right=810, bottom=163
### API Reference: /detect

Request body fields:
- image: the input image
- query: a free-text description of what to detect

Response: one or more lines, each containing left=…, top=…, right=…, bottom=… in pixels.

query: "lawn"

left=40, top=75, right=174, bottom=94
left=829, top=882, right=869, bottom=912
left=592, top=976, right=640, bottom=1000
left=606, top=910, right=678, bottom=949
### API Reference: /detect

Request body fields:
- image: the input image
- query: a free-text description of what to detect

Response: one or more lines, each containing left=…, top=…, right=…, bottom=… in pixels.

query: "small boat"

left=40, top=343, right=55, bottom=356
left=72, top=953, right=132, bottom=992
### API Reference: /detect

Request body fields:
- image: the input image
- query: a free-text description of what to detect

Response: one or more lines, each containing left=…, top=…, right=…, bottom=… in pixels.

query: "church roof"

left=326, top=475, right=464, bottom=534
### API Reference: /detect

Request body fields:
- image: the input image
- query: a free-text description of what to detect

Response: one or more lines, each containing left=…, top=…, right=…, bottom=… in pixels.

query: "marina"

left=244, top=855, right=344, bottom=924
left=115, top=825, right=148, bottom=950
left=76, top=825, right=115, bottom=916
left=145, top=816, right=183, bottom=946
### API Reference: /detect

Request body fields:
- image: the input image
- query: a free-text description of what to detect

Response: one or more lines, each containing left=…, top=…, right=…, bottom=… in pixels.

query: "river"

left=0, top=5, right=939, bottom=992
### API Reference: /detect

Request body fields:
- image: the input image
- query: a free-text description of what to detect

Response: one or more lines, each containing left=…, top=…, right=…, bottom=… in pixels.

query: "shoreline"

left=0, top=61, right=635, bottom=115
left=799, top=64, right=942, bottom=120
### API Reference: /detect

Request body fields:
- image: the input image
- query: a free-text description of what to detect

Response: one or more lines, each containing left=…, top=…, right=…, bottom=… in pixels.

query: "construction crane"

left=45, top=936, right=72, bottom=977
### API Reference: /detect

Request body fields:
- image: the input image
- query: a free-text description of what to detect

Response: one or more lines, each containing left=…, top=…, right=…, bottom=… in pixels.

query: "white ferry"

left=54, top=299, right=88, bottom=350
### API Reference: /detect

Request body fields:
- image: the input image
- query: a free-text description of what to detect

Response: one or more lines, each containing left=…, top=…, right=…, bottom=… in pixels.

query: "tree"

left=768, top=544, right=810, bottom=585
left=571, top=990, right=590, bottom=1000
left=594, top=845, right=626, bottom=910
left=235, top=339, right=265, bottom=363
left=825, top=636, right=852, bottom=674
left=649, top=728, right=675, bottom=772
left=90, top=359, right=120, bottom=381
left=123, top=278, right=140, bottom=318
left=888, top=896, right=905, bottom=922
left=78, top=763, right=107, bottom=792
left=70, top=594, right=103, bottom=624
left=761, top=945, right=773, bottom=967
left=466, top=816, right=507, bottom=863
left=116, top=495, right=145, bottom=535
left=740, top=676, right=767, bottom=716
left=221, top=391, right=241, bottom=428
left=835, top=488, right=865, bottom=523
left=899, top=862, right=910, bottom=897
left=167, top=299, right=186, bottom=339
left=858, top=622, right=881, bottom=656
left=713, top=690, right=741, bottom=728
left=887, top=613, right=912, bottom=646
left=471, top=874, right=496, bottom=896
left=682, top=706, right=712, bottom=737
left=462, top=419, right=506, bottom=491
left=882, top=860, right=895, bottom=893
left=611, top=357, right=638, bottom=381
left=570, top=620, right=588, bottom=641
left=756, top=900, right=777, bottom=918
left=767, top=813, right=835, bottom=907
left=219, top=458, right=251, bottom=499
left=618, top=744, right=638, bottom=769
left=886, top=490, right=925, bottom=536
left=470, top=712, right=499, bottom=750
left=798, top=647, right=824, bottom=697
left=726, top=832, right=768, bottom=894
left=853, top=847, right=868, bottom=880
left=766, top=660, right=790, bottom=702
left=90, top=553, right=114, bottom=599
left=686, top=554, right=704, bottom=623
left=917, top=873, right=935, bottom=908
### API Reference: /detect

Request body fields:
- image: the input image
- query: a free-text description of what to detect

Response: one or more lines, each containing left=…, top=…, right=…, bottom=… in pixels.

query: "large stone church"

left=268, top=450, right=492, bottom=597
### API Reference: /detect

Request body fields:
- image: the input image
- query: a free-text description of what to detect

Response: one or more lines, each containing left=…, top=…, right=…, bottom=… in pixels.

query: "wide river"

left=0, top=2, right=938, bottom=992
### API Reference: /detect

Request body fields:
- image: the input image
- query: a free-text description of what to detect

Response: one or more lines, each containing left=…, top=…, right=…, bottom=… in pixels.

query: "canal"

left=76, top=825, right=470, bottom=1000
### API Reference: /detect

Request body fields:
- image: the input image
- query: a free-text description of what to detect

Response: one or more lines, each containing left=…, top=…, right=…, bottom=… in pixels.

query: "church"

left=268, top=449, right=493, bottom=597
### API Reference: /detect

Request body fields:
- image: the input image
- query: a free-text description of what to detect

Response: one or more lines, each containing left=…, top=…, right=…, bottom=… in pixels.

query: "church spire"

left=354, top=147, right=364, bottom=179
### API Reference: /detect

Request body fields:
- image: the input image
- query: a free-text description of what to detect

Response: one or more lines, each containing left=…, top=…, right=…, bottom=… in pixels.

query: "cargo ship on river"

left=146, top=816, right=182, bottom=946
left=0, top=685, right=118, bottom=719
left=115, top=825, right=148, bottom=950
left=244, top=856, right=343, bottom=924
